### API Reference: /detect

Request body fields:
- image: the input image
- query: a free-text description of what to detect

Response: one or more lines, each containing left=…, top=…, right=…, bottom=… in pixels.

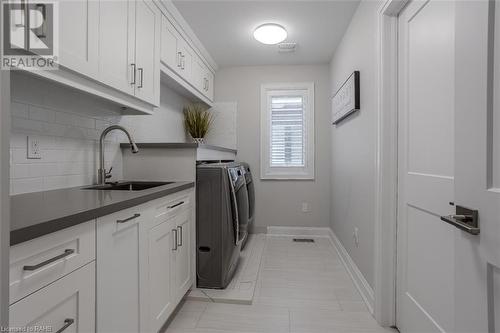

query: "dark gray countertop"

left=10, top=181, right=194, bottom=246
left=120, top=142, right=237, bottom=154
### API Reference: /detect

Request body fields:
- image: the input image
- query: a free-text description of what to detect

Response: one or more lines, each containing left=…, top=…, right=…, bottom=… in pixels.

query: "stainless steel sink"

left=82, top=181, right=173, bottom=191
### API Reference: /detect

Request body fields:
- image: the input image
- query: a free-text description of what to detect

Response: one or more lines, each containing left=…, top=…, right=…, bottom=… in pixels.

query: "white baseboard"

left=327, top=228, right=375, bottom=314
left=266, top=226, right=331, bottom=237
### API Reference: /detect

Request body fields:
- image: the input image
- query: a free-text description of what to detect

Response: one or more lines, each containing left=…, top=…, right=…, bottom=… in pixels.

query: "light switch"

left=27, top=136, right=42, bottom=159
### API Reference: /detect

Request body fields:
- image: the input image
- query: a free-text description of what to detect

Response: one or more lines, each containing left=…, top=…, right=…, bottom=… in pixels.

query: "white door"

left=173, top=210, right=191, bottom=301
left=58, top=0, right=99, bottom=79
left=160, top=16, right=181, bottom=71
left=397, top=0, right=456, bottom=332
left=397, top=1, right=500, bottom=332
left=134, top=0, right=160, bottom=106
left=454, top=1, right=500, bottom=331
left=98, top=0, right=135, bottom=95
left=148, top=219, right=175, bottom=333
left=97, top=208, right=148, bottom=333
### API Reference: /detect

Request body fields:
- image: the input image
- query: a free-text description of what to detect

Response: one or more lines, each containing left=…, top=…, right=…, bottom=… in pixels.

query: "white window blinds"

left=260, top=82, right=314, bottom=180
left=270, top=96, right=305, bottom=167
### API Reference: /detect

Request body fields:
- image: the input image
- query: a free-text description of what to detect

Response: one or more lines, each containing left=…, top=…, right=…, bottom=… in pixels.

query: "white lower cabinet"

left=147, top=194, right=193, bottom=332
left=10, top=262, right=95, bottom=333
left=96, top=206, right=149, bottom=333
left=10, top=189, right=194, bottom=333
left=97, top=189, right=194, bottom=333
left=172, top=210, right=192, bottom=301
left=148, top=219, right=176, bottom=332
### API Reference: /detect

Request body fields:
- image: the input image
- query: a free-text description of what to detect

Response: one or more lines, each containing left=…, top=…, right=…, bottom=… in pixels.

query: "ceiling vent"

left=278, top=42, right=297, bottom=53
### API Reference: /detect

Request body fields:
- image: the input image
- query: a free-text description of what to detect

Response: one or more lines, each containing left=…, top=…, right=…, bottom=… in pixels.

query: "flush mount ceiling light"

left=253, top=24, right=287, bottom=45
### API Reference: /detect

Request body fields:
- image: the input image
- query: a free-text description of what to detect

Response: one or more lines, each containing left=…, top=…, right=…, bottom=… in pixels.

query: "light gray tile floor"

left=165, top=235, right=396, bottom=333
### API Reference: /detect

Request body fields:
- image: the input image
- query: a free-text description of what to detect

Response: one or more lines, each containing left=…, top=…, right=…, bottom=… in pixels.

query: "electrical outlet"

left=353, top=227, right=359, bottom=248
left=301, top=202, right=311, bottom=213
left=27, top=136, right=42, bottom=159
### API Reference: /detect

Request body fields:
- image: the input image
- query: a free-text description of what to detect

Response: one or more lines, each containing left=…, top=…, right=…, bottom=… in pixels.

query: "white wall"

left=215, top=65, right=331, bottom=230
left=329, top=0, right=381, bottom=288
left=119, top=84, right=190, bottom=143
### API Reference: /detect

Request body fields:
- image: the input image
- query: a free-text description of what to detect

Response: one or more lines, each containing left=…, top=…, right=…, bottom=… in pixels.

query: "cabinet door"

left=192, top=56, right=205, bottom=93
left=10, top=263, right=95, bottom=333
left=173, top=210, right=192, bottom=301
left=205, top=69, right=214, bottom=101
left=134, top=0, right=160, bottom=106
left=160, top=15, right=179, bottom=72
left=148, top=219, right=176, bottom=332
left=58, top=0, right=99, bottom=78
left=177, top=40, right=193, bottom=83
left=97, top=208, right=148, bottom=333
left=98, top=0, right=135, bottom=95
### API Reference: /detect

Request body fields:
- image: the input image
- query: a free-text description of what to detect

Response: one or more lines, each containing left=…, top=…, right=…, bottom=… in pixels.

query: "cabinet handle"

left=206, top=78, right=209, bottom=91
left=138, top=68, right=144, bottom=88
left=181, top=55, right=185, bottom=70
left=117, top=213, right=140, bottom=224
left=130, top=63, right=136, bottom=85
left=168, top=201, right=184, bottom=209
left=172, top=229, right=178, bottom=251
left=55, top=319, right=75, bottom=333
left=177, top=226, right=183, bottom=247
left=23, top=249, right=75, bottom=271
left=177, top=52, right=182, bottom=67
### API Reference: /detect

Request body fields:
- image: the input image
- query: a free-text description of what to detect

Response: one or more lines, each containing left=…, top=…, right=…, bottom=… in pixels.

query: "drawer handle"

left=23, top=249, right=75, bottom=271
left=177, top=225, right=183, bottom=247
left=55, top=318, right=74, bottom=333
left=168, top=201, right=184, bottom=209
left=117, top=213, right=141, bottom=224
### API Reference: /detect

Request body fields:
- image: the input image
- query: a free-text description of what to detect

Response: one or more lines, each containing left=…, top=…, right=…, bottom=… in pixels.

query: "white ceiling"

left=172, top=0, right=360, bottom=68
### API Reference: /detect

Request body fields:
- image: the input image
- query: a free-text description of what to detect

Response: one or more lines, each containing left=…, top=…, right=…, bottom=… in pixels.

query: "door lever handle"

left=440, top=205, right=480, bottom=235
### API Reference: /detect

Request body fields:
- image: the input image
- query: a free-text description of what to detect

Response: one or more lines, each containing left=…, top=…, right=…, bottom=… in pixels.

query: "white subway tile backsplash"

left=11, top=178, right=44, bottom=194
left=10, top=73, right=124, bottom=195
left=12, top=117, right=44, bottom=133
left=29, top=105, right=56, bottom=122
left=11, top=102, right=29, bottom=119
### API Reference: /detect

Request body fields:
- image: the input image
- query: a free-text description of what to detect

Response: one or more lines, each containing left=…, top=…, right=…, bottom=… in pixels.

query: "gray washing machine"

left=240, top=162, right=255, bottom=249
left=196, top=162, right=248, bottom=289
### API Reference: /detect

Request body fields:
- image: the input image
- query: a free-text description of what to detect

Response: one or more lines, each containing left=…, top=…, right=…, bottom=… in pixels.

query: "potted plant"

left=183, top=103, right=214, bottom=144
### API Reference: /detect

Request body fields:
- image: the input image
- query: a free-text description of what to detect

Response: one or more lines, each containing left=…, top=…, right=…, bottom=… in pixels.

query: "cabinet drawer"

left=10, top=221, right=95, bottom=305
left=10, top=262, right=95, bottom=333
left=152, top=192, right=191, bottom=226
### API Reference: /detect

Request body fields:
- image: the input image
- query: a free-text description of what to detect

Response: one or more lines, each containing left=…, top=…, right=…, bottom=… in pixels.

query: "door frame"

left=0, top=72, right=11, bottom=326
left=373, top=0, right=408, bottom=327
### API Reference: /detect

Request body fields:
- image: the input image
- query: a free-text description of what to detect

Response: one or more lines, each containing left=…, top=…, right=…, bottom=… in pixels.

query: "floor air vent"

left=293, top=238, right=315, bottom=243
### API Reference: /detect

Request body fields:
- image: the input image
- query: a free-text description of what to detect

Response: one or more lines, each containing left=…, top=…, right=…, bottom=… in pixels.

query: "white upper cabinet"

left=161, top=17, right=180, bottom=71
left=26, top=0, right=214, bottom=112
left=193, top=56, right=214, bottom=101
left=134, top=0, right=161, bottom=105
left=161, top=16, right=192, bottom=83
left=159, top=8, right=215, bottom=103
left=98, top=0, right=136, bottom=96
left=98, top=0, right=160, bottom=105
left=58, top=0, right=99, bottom=78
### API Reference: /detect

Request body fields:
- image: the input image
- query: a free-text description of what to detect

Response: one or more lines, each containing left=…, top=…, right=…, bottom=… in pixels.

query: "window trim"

left=260, top=82, right=315, bottom=180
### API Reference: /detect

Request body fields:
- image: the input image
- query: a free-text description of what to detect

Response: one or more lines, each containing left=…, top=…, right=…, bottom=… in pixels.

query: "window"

left=261, top=82, right=314, bottom=179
